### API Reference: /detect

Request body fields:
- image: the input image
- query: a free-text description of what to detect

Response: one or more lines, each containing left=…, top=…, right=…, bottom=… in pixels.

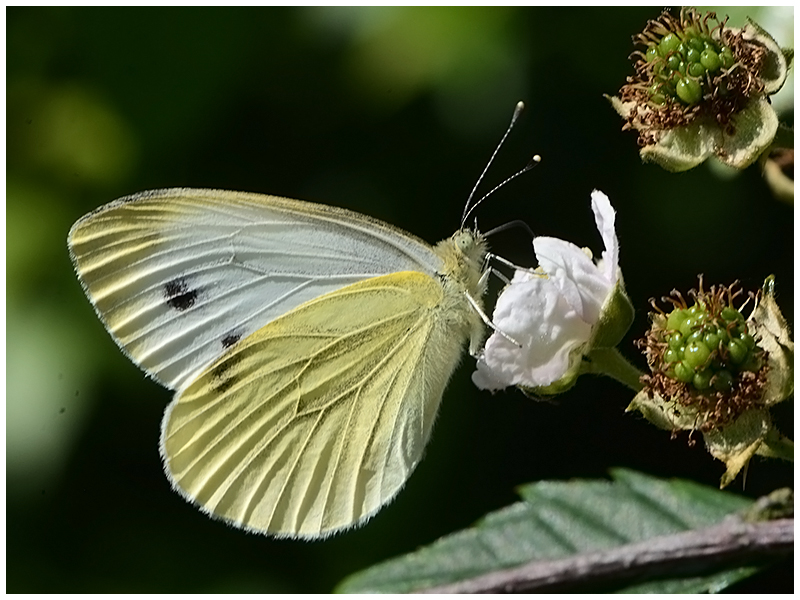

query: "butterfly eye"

left=454, top=231, right=473, bottom=253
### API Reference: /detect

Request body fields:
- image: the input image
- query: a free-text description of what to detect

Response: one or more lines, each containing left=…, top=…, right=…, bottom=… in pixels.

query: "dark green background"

left=7, top=7, right=793, bottom=592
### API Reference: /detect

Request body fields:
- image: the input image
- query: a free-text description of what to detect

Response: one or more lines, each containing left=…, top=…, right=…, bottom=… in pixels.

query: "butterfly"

left=68, top=187, right=491, bottom=539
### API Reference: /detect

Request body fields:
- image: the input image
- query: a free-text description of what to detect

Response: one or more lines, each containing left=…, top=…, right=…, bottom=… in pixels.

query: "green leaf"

left=336, top=469, right=757, bottom=593
left=617, top=567, right=760, bottom=593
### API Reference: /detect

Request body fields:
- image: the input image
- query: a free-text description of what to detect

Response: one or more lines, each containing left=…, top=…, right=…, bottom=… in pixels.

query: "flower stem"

left=583, top=348, right=645, bottom=392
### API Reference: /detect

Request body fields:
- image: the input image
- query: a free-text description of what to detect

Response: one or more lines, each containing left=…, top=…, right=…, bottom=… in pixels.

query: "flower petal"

left=591, top=190, right=619, bottom=284
left=534, top=237, right=609, bottom=324
left=472, top=273, right=592, bottom=390
left=473, top=191, right=623, bottom=392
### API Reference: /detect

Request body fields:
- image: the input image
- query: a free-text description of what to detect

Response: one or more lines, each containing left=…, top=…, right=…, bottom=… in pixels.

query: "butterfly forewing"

left=68, top=189, right=442, bottom=391
left=161, top=271, right=467, bottom=538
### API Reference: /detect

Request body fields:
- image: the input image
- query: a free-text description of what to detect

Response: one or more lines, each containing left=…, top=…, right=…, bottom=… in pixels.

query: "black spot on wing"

left=211, top=352, right=244, bottom=394
left=164, top=278, right=198, bottom=311
left=221, top=331, right=242, bottom=349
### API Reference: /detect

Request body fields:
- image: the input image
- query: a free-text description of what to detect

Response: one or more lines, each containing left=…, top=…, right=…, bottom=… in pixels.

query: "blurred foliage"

left=7, top=6, right=792, bottom=593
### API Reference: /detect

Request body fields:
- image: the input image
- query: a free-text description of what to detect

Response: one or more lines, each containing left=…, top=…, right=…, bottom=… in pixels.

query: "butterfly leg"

left=463, top=291, right=521, bottom=354
left=485, top=252, right=539, bottom=275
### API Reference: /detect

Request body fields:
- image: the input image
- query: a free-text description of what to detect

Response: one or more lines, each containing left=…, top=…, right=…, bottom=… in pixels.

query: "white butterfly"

left=68, top=188, right=489, bottom=539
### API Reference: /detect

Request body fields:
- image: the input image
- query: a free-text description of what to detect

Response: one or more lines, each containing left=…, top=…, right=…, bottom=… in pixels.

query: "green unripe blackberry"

left=664, top=347, right=681, bottom=364
left=720, top=46, right=734, bottom=68
left=693, top=368, right=713, bottom=390
left=739, top=332, right=755, bottom=350
left=666, top=308, right=688, bottom=331
left=631, top=10, right=748, bottom=108
left=712, top=369, right=734, bottom=391
left=721, top=306, right=743, bottom=323
left=679, top=315, right=698, bottom=337
left=688, top=61, right=706, bottom=77
left=684, top=339, right=711, bottom=368
left=727, top=338, right=748, bottom=364
left=656, top=296, right=762, bottom=394
left=667, top=331, right=685, bottom=349
left=703, top=331, right=722, bottom=351
left=700, top=48, right=722, bottom=71
left=659, top=33, right=682, bottom=55
left=686, top=329, right=704, bottom=344
left=674, top=361, right=694, bottom=383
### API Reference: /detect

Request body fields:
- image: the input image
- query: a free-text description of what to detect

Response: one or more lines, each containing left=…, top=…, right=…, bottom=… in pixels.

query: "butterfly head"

left=432, top=229, right=488, bottom=297
left=452, top=229, right=487, bottom=266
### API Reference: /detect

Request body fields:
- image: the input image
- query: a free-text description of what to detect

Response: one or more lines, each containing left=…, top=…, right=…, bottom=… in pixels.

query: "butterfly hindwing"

left=160, top=271, right=468, bottom=538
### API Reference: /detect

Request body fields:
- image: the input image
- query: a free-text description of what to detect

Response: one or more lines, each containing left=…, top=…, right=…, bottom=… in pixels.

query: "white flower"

left=473, top=190, right=622, bottom=391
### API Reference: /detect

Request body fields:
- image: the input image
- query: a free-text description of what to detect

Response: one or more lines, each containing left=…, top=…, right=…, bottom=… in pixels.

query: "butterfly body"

left=69, top=188, right=488, bottom=538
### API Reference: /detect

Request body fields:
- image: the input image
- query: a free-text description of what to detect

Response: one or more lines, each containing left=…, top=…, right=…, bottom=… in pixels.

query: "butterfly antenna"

left=461, top=101, right=526, bottom=229
left=484, top=219, right=535, bottom=239
left=462, top=154, right=541, bottom=226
